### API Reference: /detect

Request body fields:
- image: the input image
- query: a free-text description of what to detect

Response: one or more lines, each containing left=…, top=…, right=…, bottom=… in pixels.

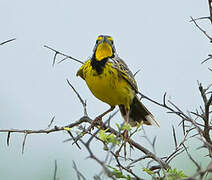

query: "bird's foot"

left=123, top=129, right=128, bottom=141
left=90, top=116, right=104, bottom=130
left=123, top=129, right=129, bottom=159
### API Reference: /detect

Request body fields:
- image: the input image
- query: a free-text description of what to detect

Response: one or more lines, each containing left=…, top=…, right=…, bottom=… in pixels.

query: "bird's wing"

left=111, top=56, right=138, bottom=92
left=76, top=59, right=90, bottom=79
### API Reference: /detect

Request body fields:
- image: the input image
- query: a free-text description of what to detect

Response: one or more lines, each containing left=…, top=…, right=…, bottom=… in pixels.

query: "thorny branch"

left=1, top=72, right=210, bottom=178
left=190, top=16, right=212, bottom=42
left=198, top=83, right=212, bottom=144
left=1, top=116, right=88, bottom=153
left=3, top=5, right=212, bottom=177
left=0, top=34, right=209, bottom=178
left=44, top=45, right=83, bottom=66
left=1, top=39, right=211, bottom=178
left=0, top=80, right=171, bottom=178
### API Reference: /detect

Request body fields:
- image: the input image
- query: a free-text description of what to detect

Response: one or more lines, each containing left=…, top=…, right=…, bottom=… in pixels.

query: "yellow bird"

left=77, top=35, right=159, bottom=130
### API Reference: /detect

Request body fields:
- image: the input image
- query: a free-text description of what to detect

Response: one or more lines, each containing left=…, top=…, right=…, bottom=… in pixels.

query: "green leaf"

left=98, top=129, right=109, bottom=142
left=107, top=166, right=133, bottom=179
left=126, top=175, right=132, bottom=180
left=136, top=121, right=143, bottom=129
left=107, top=133, right=120, bottom=145
left=166, top=168, right=187, bottom=180
left=142, top=168, right=154, bottom=176
left=98, top=129, right=120, bottom=145
left=115, top=123, right=121, bottom=131
left=107, top=165, right=126, bottom=178
left=122, top=124, right=132, bottom=131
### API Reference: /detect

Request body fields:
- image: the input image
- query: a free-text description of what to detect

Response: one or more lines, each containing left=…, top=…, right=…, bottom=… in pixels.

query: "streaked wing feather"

left=111, top=56, right=138, bottom=92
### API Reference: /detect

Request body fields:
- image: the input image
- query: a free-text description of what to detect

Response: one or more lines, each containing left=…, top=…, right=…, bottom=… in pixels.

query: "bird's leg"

left=123, top=108, right=129, bottom=159
left=123, top=108, right=129, bottom=140
left=91, top=106, right=115, bottom=129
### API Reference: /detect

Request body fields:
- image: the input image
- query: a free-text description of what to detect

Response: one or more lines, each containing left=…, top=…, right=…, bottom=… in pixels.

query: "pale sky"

left=0, top=0, right=211, bottom=179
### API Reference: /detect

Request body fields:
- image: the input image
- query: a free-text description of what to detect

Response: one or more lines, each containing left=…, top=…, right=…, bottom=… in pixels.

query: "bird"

left=76, top=35, right=159, bottom=133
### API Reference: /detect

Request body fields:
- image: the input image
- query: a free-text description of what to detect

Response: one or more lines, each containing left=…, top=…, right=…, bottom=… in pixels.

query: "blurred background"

left=0, top=0, right=211, bottom=179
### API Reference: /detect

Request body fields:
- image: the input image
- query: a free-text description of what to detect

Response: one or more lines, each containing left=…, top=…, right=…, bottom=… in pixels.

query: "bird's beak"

left=99, top=37, right=111, bottom=46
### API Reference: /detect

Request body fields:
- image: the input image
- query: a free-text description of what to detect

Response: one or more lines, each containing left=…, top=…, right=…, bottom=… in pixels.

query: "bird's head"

left=93, top=35, right=116, bottom=61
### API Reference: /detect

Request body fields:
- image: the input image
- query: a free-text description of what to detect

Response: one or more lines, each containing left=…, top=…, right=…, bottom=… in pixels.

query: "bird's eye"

left=107, top=37, right=114, bottom=44
left=96, top=40, right=99, bottom=44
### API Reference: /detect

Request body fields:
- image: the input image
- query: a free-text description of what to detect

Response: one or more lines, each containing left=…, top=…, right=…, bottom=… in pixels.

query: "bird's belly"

left=84, top=68, right=134, bottom=107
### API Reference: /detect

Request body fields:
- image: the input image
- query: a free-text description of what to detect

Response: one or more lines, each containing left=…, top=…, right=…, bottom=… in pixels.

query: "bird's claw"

left=90, top=116, right=104, bottom=130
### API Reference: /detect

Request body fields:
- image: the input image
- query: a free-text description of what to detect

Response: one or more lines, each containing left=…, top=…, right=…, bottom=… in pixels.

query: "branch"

left=1, top=116, right=88, bottom=152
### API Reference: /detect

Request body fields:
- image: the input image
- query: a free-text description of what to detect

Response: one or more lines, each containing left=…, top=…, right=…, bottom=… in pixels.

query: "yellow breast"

left=77, top=60, right=135, bottom=109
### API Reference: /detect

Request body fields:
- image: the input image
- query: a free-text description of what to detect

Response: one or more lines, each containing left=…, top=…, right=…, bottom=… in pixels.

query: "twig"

left=53, top=160, right=58, bottom=180
left=166, top=148, right=185, bottom=164
left=141, top=127, right=157, bottom=154
left=0, top=38, right=16, bottom=46
left=127, top=155, right=150, bottom=168
left=172, top=125, right=178, bottom=148
left=66, top=79, right=87, bottom=116
left=190, top=17, right=212, bottom=42
left=204, top=94, right=212, bottom=143
left=72, top=161, right=86, bottom=180
left=44, top=45, right=83, bottom=66
left=111, top=152, right=145, bottom=180
left=198, top=83, right=212, bottom=144
left=183, top=144, right=201, bottom=171
left=199, top=82, right=208, bottom=104
left=189, top=16, right=211, bottom=22
left=79, top=139, right=116, bottom=180
left=165, top=125, right=194, bottom=164
left=127, top=138, right=170, bottom=169
left=133, top=69, right=141, bottom=77
left=7, top=132, right=11, bottom=146
left=208, top=0, right=212, bottom=23
left=47, top=116, right=56, bottom=129
left=202, top=54, right=212, bottom=64
left=66, top=130, right=81, bottom=149
left=22, top=133, right=28, bottom=154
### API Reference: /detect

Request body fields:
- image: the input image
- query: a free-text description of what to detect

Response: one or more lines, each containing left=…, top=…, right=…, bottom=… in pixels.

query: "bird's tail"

left=119, top=95, right=160, bottom=127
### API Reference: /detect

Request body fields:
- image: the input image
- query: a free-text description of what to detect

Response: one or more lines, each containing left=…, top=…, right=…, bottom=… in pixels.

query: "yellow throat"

left=95, top=41, right=113, bottom=61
